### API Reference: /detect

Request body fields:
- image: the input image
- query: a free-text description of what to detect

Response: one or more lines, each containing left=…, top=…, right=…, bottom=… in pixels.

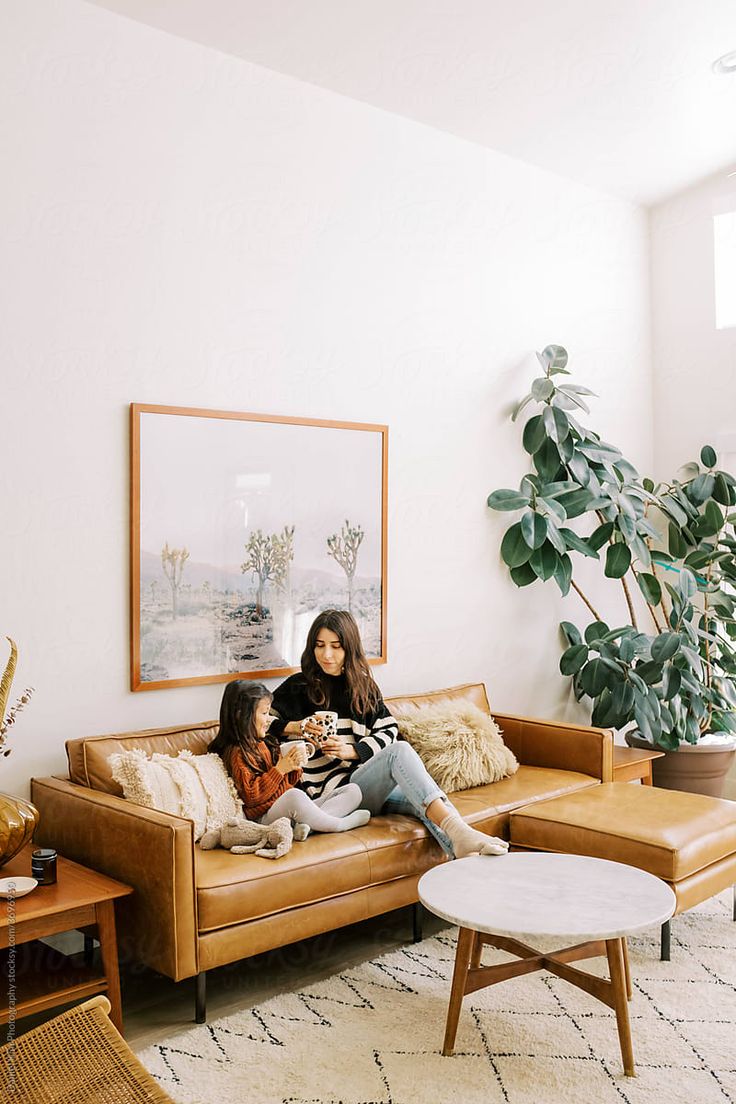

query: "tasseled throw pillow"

left=393, top=699, right=518, bottom=793
left=108, top=749, right=242, bottom=841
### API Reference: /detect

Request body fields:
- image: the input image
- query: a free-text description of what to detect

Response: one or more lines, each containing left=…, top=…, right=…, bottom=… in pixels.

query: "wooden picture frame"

left=130, top=404, right=388, bottom=691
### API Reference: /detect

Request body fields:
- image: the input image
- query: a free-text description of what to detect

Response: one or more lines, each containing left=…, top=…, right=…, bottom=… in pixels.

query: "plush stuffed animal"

left=199, top=816, right=294, bottom=859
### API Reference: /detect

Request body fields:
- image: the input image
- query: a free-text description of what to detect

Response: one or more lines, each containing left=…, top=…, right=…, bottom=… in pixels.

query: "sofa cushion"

left=109, top=749, right=242, bottom=841
left=510, top=782, right=736, bottom=881
left=194, top=767, right=599, bottom=932
left=66, top=720, right=218, bottom=794
left=393, top=699, right=518, bottom=791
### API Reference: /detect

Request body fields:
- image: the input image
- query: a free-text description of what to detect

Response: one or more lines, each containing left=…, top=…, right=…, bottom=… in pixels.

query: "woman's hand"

left=319, top=737, right=359, bottom=762
left=275, top=745, right=305, bottom=774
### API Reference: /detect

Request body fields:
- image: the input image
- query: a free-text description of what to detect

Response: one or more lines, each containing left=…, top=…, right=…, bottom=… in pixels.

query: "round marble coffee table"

left=418, top=852, right=675, bottom=1076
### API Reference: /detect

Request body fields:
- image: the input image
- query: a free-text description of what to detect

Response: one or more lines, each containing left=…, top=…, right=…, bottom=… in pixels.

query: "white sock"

left=439, top=809, right=509, bottom=858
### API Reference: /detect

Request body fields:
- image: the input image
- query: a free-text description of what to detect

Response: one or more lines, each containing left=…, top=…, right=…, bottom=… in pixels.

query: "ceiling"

left=88, top=0, right=736, bottom=206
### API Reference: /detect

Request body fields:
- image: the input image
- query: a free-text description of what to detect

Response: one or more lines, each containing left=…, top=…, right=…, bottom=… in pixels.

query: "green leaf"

left=704, top=499, right=723, bottom=533
left=522, top=414, right=547, bottom=454
left=567, top=453, right=591, bottom=487
left=544, top=518, right=567, bottom=554
left=510, top=562, right=537, bottom=587
left=662, top=665, right=682, bottom=700
left=605, top=543, right=632, bottom=578
left=553, top=552, right=572, bottom=596
left=636, top=660, right=664, bottom=685
left=538, top=496, right=567, bottom=525
left=560, top=643, right=588, bottom=675
left=588, top=521, right=614, bottom=551
left=521, top=511, right=547, bottom=549
left=529, top=542, right=558, bottom=581
left=577, top=440, right=623, bottom=464
left=689, top=473, right=715, bottom=504
left=629, top=535, right=651, bottom=569
left=487, top=489, right=531, bottom=512
left=713, top=473, right=731, bottom=505
left=637, top=572, right=662, bottom=606
left=560, top=528, right=598, bottom=558
left=619, top=636, right=636, bottom=662
left=678, top=568, right=698, bottom=599
left=580, top=658, right=614, bottom=696
left=651, top=632, right=681, bottom=662
left=700, top=445, right=717, bottom=468
left=543, top=405, right=570, bottom=444
left=560, top=383, right=596, bottom=397
left=512, top=393, right=534, bottom=422
left=500, top=523, right=533, bottom=568
left=560, top=621, right=582, bottom=646
left=555, top=387, right=590, bottom=414
left=585, top=621, right=610, bottom=644
left=539, top=345, right=568, bottom=372
left=668, top=523, right=687, bottom=559
left=610, top=682, right=635, bottom=719
left=555, top=488, right=593, bottom=518
left=531, top=377, right=554, bottom=402
left=534, top=438, right=563, bottom=483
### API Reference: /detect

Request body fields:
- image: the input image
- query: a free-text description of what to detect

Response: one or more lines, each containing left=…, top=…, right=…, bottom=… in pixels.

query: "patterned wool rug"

left=138, top=891, right=736, bottom=1104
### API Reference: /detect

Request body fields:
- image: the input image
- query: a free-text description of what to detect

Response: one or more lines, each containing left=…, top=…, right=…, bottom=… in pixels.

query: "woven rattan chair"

left=0, top=996, right=176, bottom=1103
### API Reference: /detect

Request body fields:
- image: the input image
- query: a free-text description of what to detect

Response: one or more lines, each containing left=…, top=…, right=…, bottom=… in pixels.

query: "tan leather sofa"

left=31, top=682, right=612, bottom=1021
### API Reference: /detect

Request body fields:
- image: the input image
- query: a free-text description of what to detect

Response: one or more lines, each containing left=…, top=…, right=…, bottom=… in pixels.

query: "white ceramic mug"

left=312, top=710, right=338, bottom=743
left=279, top=740, right=312, bottom=766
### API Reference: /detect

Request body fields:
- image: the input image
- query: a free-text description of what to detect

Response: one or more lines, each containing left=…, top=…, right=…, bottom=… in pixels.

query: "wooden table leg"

left=442, top=927, right=475, bottom=1056
left=470, top=930, right=483, bottom=970
left=642, top=765, right=653, bottom=786
left=606, top=937, right=635, bottom=1076
left=96, top=899, right=124, bottom=1034
left=621, top=937, right=632, bottom=1000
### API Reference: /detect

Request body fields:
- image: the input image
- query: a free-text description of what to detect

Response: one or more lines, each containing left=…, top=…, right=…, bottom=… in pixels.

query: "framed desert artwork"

left=130, top=404, right=388, bottom=691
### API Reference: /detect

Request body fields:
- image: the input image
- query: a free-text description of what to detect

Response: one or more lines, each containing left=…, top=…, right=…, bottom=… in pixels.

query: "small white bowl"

left=0, top=876, right=38, bottom=898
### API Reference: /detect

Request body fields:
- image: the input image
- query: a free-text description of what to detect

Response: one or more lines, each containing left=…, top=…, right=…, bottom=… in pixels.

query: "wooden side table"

left=613, top=745, right=665, bottom=786
left=0, top=846, right=132, bottom=1033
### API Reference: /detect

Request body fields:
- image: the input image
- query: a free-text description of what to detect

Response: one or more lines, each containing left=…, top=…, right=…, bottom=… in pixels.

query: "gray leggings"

left=261, top=783, right=364, bottom=832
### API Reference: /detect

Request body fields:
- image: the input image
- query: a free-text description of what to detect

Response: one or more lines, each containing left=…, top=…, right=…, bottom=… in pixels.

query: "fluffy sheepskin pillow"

left=108, top=749, right=242, bottom=841
left=393, top=700, right=518, bottom=793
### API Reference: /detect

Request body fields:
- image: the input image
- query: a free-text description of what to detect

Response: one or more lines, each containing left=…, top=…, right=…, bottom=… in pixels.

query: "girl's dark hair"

left=209, top=680, right=275, bottom=773
left=301, top=609, right=381, bottom=717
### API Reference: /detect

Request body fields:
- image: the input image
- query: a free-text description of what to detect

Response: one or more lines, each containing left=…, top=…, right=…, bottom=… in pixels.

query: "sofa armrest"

left=31, top=777, right=198, bottom=982
left=492, top=713, right=613, bottom=782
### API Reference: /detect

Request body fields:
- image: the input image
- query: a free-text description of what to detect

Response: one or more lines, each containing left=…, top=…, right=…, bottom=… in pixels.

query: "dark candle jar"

left=31, top=848, right=57, bottom=885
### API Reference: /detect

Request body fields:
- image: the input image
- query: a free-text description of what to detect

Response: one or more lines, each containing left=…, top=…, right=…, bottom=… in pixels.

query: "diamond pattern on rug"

left=138, top=890, right=736, bottom=1104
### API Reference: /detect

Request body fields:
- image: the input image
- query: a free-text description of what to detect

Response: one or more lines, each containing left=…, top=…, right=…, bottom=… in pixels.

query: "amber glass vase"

left=0, top=793, right=39, bottom=867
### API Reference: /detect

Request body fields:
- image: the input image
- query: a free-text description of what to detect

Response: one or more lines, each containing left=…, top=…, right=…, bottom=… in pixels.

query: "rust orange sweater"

left=225, top=742, right=301, bottom=820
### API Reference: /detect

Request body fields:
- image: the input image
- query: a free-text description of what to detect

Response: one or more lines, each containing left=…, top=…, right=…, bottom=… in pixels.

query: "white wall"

left=0, top=0, right=652, bottom=797
left=651, top=171, right=736, bottom=478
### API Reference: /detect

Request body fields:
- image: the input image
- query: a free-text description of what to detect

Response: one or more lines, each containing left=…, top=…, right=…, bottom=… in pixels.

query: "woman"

left=270, top=610, right=508, bottom=859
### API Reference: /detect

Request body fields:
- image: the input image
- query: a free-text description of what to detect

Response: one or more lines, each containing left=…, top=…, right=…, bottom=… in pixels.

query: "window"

left=714, top=211, right=736, bottom=329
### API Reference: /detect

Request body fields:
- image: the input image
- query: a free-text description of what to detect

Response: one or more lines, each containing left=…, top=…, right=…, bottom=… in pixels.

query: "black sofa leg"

left=732, top=885, right=735, bottom=921
left=660, top=920, right=671, bottom=961
left=413, top=902, right=423, bottom=943
left=195, top=972, right=207, bottom=1023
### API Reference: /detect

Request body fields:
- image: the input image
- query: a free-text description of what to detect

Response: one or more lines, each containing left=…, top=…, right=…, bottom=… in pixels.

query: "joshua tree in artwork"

left=241, top=530, right=278, bottom=618
left=273, top=526, right=296, bottom=599
left=327, top=520, right=364, bottom=612
left=161, top=542, right=190, bottom=620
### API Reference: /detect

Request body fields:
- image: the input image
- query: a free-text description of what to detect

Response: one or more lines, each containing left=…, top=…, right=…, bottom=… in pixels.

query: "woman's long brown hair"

left=209, top=680, right=276, bottom=773
left=301, top=609, right=382, bottom=717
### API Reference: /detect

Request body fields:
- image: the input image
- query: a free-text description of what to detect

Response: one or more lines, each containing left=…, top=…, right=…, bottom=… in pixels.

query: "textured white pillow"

left=109, top=749, right=242, bottom=841
left=393, top=699, right=518, bottom=793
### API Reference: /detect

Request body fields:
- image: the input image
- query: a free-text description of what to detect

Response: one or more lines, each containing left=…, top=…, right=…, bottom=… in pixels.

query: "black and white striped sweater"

left=269, top=672, right=398, bottom=799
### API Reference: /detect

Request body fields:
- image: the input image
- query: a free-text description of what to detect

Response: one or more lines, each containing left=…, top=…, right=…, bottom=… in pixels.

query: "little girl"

left=209, top=680, right=370, bottom=834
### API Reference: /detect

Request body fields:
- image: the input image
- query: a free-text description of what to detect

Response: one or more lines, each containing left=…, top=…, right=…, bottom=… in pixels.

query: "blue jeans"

left=349, top=742, right=453, bottom=856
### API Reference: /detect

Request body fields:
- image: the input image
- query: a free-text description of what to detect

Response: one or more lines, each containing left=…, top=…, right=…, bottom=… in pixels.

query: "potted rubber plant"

left=487, top=345, right=736, bottom=796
